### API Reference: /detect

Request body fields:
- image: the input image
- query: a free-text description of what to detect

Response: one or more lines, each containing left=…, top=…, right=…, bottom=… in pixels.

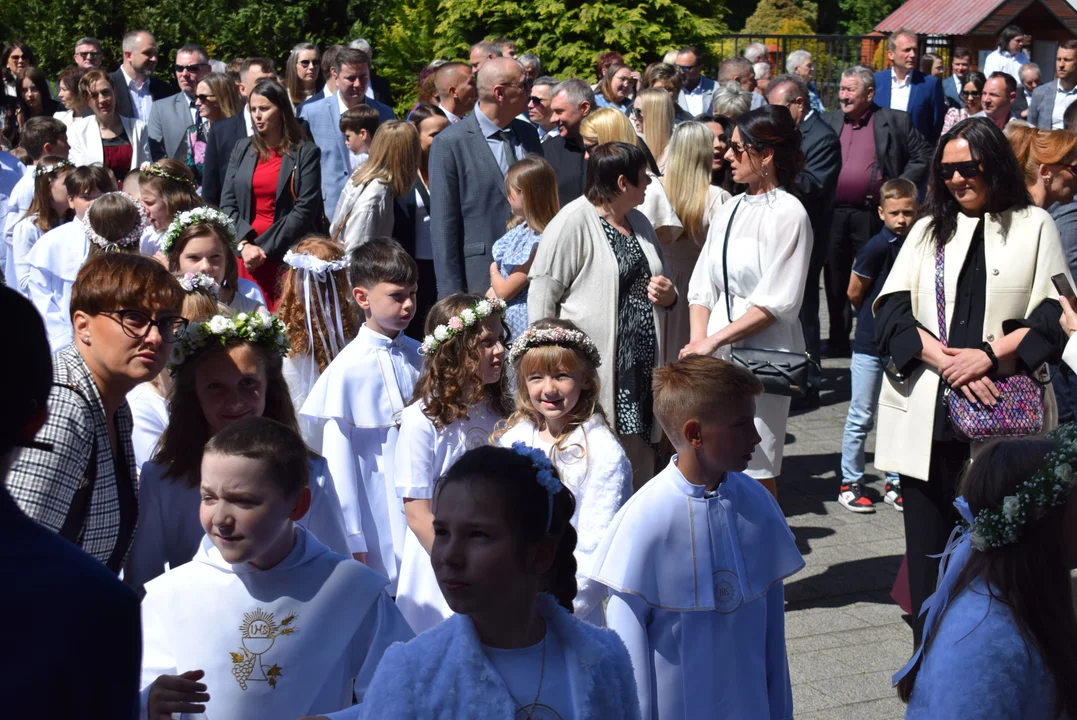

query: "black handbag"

left=721, top=199, right=817, bottom=398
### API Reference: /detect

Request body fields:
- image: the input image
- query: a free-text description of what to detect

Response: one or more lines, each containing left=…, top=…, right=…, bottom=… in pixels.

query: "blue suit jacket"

left=873, top=69, right=945, bottom=143
left=943, top=74, right=965, bottom=110
left=298, top=92, right=395, bottom=219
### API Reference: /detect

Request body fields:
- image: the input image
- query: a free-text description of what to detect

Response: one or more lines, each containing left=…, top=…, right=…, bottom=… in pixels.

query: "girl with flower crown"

left=492, top=318, right=632, bottom=626
left=136, top=159, right=201, bottom=256
left=8, top=155, right=72, bottom=294
left=894, top=431, right=1077, bottom=718
left=125, top=311, right=352, bottom=595
left=393, top=293, right=513, bottom=634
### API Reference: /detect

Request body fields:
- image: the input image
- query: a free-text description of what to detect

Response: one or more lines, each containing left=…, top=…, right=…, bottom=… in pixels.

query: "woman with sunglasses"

left=68, top=70, right=152, bottom=181
left=873, top=117, right=1071, bottom=647
left=178, top=72, right=239, bottom=190
left=2, top=41, right=34, bottom=97
left=6, top=253, right=185, bottom=572
left=285, top=42, right=321, bottom=107
left=942, top=71, right=986, bottom=134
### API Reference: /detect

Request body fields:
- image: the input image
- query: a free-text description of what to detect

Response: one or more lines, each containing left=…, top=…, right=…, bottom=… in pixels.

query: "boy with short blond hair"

left=588, top=355, right=804, bottom=720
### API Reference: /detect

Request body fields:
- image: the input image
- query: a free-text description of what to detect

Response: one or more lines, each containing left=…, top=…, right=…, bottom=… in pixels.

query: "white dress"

left=25, top=217, right=88, bottom=351
left=686, top=188, right=812, bottom=478
left=639, top=172, right=683, bottom=240
left=10, top=214, right=46, bottom=295
left=126, top=383, right=169, bottom=473
left=393, top=401, right=501, bottom=634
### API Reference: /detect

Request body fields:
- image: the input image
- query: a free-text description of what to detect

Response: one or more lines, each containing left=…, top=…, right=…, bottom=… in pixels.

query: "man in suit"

left=429, top=57, right=541, bottom=296
left=147, top=43, right=211, bottom=161
left=349, top=38, right=393, bottom=107
left=434, top=63, right=476, bottom=124
left=873, top=30, right=945, bottom=144
left=676, top=46, right=716, bottom=116
left=202, top=57, right=276, bottom=205
left=1012, top=62, right=1041, bottom=120
left=109, top=30, right=173, bottom=122
left=528, top=76, right=560, bottom=142
left=545, top=79, right=593, bottom=204
left=73, top=37, right=103, bottom=70
left=821, top=65, right=931, bottom=355
left=943, top=46, right=971, bottom=110
left=768, top=74, right=842, bottom=404
left=1029, top=40, right=1077, bottom=130
left=298, top=47, right=394, bottom=220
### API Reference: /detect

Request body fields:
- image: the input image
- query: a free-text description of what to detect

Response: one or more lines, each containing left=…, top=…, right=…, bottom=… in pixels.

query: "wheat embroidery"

left=230, top=609, right=298, bottom=690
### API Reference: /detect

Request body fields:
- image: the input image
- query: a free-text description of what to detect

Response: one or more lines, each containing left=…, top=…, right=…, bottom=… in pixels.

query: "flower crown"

left=282, top=249, right=348, bottom=280
left=161, top=207, right=238, bottom=255
left=177, top=272, right=221, bottom=299
left=140, top=161, right=197, bottom=189
left=508, top=325, right=602, bottom=367
left=85, top=191, right=148, bottom=252
left=420, top=297, right=508, bottom=356
left=33, top=159, right=73, bottom=179
left=511, top=442, right=562, bottom=531
left=168, top=311, right=289, bottom=369
left=965, top=422, right=1077, bottom=550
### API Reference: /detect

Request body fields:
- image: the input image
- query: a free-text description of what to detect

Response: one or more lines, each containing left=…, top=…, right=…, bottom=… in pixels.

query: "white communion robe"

left=496, top=414, right=633, bottom=626
left=587, top=458, right=805, bottom=720
left=299, top=325, right=423, bottom=595
left=139, top=525, right=414, bottom=720
left=394, top=400, right=500, bottom=634
left=25, top=216, right=88, bottom=351
left=10, top=213, right=49, bottom=296
left=125, top=455, right=352, bottom=596
left=126, top=382, right=169, bottom=473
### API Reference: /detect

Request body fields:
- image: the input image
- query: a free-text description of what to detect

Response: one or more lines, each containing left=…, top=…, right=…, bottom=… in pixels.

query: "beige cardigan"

left=872, top=206, right=1069, bottom=481
left=528, top=195, right=673, bottom=443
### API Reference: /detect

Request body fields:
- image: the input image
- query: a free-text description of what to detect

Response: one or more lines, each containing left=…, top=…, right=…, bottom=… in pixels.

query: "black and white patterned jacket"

left=6, top=344, right=137, bottom=568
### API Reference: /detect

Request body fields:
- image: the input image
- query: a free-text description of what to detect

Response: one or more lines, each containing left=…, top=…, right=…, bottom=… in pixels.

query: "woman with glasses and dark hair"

left=873, top=117, right=1071, bottom=646
left=2, top=41, right=35, bottom=97
left=6, top=252, right=185, bottom=572
left=285, top=42, right=321, bottom=107
left=943, top=71, right=986, bottom=134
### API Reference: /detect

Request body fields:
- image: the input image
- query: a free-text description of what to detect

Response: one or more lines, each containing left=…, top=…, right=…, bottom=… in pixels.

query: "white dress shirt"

left=984, top=49, right=1029, bottom=86
left=1053, top=82, right=1077, bottom=129
left=438, top=104, right=461, bottom=124
left=243, top=104, right=253, bottom=136
left=890, top=69, right=913, bottom=113
left=120, top=66, right=153, bottom=121
left=682, top=81, right=706, bottom=116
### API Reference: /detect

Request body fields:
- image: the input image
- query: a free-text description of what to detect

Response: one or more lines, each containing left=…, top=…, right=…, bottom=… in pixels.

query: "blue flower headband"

left=511, top=441, right=562, bottom=532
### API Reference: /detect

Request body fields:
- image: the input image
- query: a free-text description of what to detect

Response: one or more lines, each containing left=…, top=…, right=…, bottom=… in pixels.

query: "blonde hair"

left=652, top=355, right=763, bottom=448
left=638, top=88, right=674, bottom=169
left=662, top=122, right=712, bottom=239
left=580, top=106, right=640, bottom=146
left=350, top=120, right=421, bottom=198
left=505, top=155, right=560, bottom=233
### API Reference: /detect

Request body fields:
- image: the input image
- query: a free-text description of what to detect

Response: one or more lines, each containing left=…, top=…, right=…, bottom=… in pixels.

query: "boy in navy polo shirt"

left=838, top=178, right=917, bottom=513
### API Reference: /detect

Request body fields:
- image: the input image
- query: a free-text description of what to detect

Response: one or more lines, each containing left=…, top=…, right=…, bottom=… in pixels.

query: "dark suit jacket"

left=873, top=68, right=945, bottom=143
left=392, top=180, right=426, bottom=258
left=821, top=105, right=932, bottom=204
left=428, top=111, right=543, bottom=295
left=219, top=138, right=323, bottom=259
left=201, top=113, right=247, bottom=206
left=542, top=134, right=587, bottom=205
left=108, top=67, right=174, bottom=120
left=370, top=73, right=393, bottom=107
left=793, top=112, right=842, bottom=250
left=943, top=74, right=965, bottom=110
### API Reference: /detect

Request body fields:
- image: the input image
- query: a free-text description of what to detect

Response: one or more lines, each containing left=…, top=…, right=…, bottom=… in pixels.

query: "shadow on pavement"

left=790, top=525, right=837, bottom=556
left=784, top=555, right=903, bottom=609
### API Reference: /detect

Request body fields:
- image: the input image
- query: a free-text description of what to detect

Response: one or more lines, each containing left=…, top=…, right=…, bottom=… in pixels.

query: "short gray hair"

left=888, top=29, right=918, bottom=52
left=122, top=30, right=154, bottom=54
left=786, top=49, right=812, bottom=74
left=552, top=78, right=595, bottom=108
left=349, top=38, right=373, bottom=58
left=744, top=43, right=768, bottom=63
left=1020, top=62, right=1041, bottom=80
left=767, top=74, right=809, bottom=103
left=471, top=40, right=503, bottom=58
left=712, top=81, right=752, bottom=117
left=532, top=75, right=558, bottom=90
left=842, top=65, right=876, bottom=92
left=518, top=53, right=541, bottom=73
left=753, top=61, right=771, bottom=80
left=74, top=37, right=101, bottom=51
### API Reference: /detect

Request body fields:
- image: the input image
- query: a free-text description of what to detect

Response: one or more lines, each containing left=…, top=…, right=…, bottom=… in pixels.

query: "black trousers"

left=798, top=219, right=829, bottom=389
left=824, top=206, right=879, bottom=348
left=405, top=259, right=438, bottom=342
left=901, top=439, right=970, bottom=648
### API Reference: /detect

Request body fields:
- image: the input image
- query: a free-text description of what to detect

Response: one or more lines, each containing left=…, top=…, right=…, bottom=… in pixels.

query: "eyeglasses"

left=960, top=91, right=982, bottom=99
left=939, top=161, right=982, bottom=181
left=76, top=51, right=100, bottom=59
left=298, top=59, right=316, bottom=67
left=174, top=64, right=206, bottom=74
left=729, top=141, right=754, bottom=156
left=195, top=94, right=217, bottom=104
left=101, top=309, right=188, bottom=343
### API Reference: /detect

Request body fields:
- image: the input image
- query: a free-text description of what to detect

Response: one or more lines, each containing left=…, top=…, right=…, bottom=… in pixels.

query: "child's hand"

left=147, top=669, right=209, bottom=719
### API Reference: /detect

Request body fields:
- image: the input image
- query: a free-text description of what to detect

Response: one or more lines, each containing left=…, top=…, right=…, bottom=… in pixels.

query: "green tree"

left=837, top=0, right=900, bottom=35
left=742, top=0, right=817, bottom=34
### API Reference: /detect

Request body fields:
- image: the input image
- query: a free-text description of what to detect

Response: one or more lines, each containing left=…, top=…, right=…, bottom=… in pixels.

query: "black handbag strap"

left=56, top=383, right=99, bottom=546
left=721, top=199, right=744, bottom=325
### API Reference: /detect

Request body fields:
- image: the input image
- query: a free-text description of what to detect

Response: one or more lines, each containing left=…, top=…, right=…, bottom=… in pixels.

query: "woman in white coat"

left=872, top=117, right=1071, bottom=647
left=681, top=105, right=813, bottom=500
left=67, top=70, right=150, bottom=181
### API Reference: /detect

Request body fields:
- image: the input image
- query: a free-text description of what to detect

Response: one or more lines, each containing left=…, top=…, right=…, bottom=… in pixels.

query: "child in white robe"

left=356, top=444, right=641, bottom=719
left=588, top=356, right=804, bottom=720
left=125, top=311, right=351, bottom=596
left=8, top=157, right=72, bottom=295
left=393, top=293, right=511, bottom=634
left=300, top=238, right=420, bottom=593
left=493, top=318, right=632, bottom=625
left=140, top=416, right=413, bottom=720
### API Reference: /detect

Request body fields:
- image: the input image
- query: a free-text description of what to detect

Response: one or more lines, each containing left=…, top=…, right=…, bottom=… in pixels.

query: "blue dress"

left=492, top=221, right=542, bottom=340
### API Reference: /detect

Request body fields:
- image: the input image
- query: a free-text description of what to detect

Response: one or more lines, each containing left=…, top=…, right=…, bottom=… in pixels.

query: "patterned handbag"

left=934, top=241, right=1044, bottom=441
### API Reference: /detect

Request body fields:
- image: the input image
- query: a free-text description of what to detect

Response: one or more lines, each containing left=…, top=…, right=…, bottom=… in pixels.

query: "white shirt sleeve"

left=606, top=591, right=654, bottom=720
left=744, top=203, right=813, bottom=320
left=11, top=219, right=37, bottom=295
left=321, top=419, right=367, bottom=552
left=687, top=224, right=720, bottom=309
left=305, top=458, right=359, bottom=557
left=394, top=408, right=437, bottom=500
left=348, top=591, right=416, bottom=703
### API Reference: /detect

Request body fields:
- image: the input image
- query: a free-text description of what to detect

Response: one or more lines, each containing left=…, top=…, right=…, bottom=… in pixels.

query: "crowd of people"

left=4, top=21, right=1077, bottom=720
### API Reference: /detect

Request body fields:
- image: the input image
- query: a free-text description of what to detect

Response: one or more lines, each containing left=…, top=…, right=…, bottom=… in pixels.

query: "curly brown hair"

left=414, top=293, right=512, bottom=429
left=276, top=235, right=358, bottom=373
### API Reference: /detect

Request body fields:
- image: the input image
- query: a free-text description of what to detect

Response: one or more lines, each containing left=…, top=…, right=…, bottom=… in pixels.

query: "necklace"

left=502, top=624, right=548, bottom=720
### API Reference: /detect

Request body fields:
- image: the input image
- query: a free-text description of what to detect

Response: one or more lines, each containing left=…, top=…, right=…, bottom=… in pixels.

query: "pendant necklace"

left=503, top=622, right=563, bottom=720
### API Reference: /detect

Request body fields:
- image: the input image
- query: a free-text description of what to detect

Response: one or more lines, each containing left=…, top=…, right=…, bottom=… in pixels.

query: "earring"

left=81, top=336, right=90, bottom=344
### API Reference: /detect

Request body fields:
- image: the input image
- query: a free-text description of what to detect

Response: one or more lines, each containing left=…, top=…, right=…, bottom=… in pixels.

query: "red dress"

left=239, top=152, right=284, bottom=309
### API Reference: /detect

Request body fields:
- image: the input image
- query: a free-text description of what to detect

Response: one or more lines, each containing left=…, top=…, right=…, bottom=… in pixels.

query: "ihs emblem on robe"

left=230, top=608, right=298, bottom=690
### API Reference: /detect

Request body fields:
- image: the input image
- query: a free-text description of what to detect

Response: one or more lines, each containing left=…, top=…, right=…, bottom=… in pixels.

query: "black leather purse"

left=721, top=200, right=817, bottom=398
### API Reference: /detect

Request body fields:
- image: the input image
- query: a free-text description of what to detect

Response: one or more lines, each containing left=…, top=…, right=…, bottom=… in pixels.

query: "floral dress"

left=492, top=221, right=542, bottom=340
left=182, top=121, right=208, bottom=191
left=600, top=217, right=656, bottom=440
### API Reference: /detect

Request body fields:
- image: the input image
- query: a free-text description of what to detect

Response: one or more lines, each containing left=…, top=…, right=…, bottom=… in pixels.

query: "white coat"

left=67, top=115, right=152, bottom=172
left=330, top=178, right=395, bottom=252
left=25, top=217, right=87, bottom=351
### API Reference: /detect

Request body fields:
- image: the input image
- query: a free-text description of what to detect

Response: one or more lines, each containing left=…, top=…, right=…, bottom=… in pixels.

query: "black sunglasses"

left=174, top=63, right=206, bottom=74
left=76, top=51, right=100, bottom=59
left=960, top=90, right=982, bottom=99
left=939, top=161, right=982, bottom=181
left=195, top=93, right=216, bottom=103
left=729, top=141, right=754, bottom=156
left=101, top=309, right=188, bottom=343
left=528, top=95, right=546, bottom=105
left=298, top=59, right=316, bottom=67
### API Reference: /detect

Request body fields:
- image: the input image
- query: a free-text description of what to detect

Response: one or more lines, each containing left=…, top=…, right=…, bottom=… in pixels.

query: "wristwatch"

left=237, top=240, right=249, bottom=254
left=982, top=342, right=1000, bottom=373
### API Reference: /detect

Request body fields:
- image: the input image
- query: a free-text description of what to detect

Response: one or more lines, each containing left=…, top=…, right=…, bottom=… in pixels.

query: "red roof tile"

left=875, top=0, right=1008, bottom=35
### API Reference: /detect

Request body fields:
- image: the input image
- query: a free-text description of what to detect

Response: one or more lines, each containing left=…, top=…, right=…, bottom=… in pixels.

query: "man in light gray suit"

left=1029, top=40, right=1077, bottom=130
left=429, top=57, right=542, bottom=296
left=148, top=43, right=210, bottom=160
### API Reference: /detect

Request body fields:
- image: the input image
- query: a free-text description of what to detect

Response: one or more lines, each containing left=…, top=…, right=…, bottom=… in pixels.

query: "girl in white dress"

left=493, top=319, right=633, bottom=626
left=125, top=312, right=351, bottom=596
left=136, top=158, right=201, bottom=258
left=8, top=156, right=72, bottom=294
left=683, top=105, right=813, bottom=498
left=394, top=294, right=512, bottom=635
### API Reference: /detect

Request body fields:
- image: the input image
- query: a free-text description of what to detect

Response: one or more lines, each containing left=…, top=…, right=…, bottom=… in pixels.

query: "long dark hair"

left=735, top=104, right=804, bottom=191
left=2, top=42, right=35, bottom=85
left=248, top=78, right=305, bottom=161
left=923, top=118, right=1031, bottom=246
left=434, top=445, right=578, bottom=611
left=14, top=67, right=57, bottom=118
left=896, top=437, right=1077, bottom=715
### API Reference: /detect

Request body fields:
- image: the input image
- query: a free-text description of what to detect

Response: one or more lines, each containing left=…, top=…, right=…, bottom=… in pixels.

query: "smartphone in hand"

left=1052, top=273, right=1076, bottom=302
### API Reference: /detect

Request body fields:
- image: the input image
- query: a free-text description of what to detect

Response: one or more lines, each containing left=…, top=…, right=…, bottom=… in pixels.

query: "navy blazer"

left=201, top=113, right=247, bottom=206
left=943, top=74, right=965, bottom=110
left=108, top=67, right=174, bottom=121
left=873, top=69, right=945, bottom=143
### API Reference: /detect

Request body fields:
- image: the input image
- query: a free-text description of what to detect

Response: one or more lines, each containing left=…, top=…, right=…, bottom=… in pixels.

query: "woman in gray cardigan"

left=528, top=141, right=676, bottom=488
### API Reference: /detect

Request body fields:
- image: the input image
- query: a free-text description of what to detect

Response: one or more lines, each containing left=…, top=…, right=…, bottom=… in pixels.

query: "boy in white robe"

left=139, top=417, right=412, bottom=720
left=586, top=356, right=804, bottom=720
left=300, top=237, right=422, bottom=594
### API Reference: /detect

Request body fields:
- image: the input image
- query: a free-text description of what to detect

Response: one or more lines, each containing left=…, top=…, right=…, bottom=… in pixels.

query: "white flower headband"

left=508, top=325, right=602, bottom=367
left=282, top=249, right=348, bottom=279
left=161, top=207, right=238, bottom=255
left=168, top=311, right=289, bottom=369
left=282, top=249, right=350, bottom=365
left=33, top=159, right=73, bottom=179
left=85, top=191, right=148, bottom=252
left=177, top=272, right=221, bottom=299
left=140, top=161, right=197, bottom=189
left=511, top=441, right=563, bottom=531
left=420, top=297, right=508, bottom=356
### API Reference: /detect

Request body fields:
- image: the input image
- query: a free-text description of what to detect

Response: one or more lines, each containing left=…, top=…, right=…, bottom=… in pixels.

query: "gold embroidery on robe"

left=230, top=609, right=298, bottom=690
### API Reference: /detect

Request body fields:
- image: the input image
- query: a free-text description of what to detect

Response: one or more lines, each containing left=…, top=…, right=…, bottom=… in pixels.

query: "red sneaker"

left=838, top=483, right=876, bottom=513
